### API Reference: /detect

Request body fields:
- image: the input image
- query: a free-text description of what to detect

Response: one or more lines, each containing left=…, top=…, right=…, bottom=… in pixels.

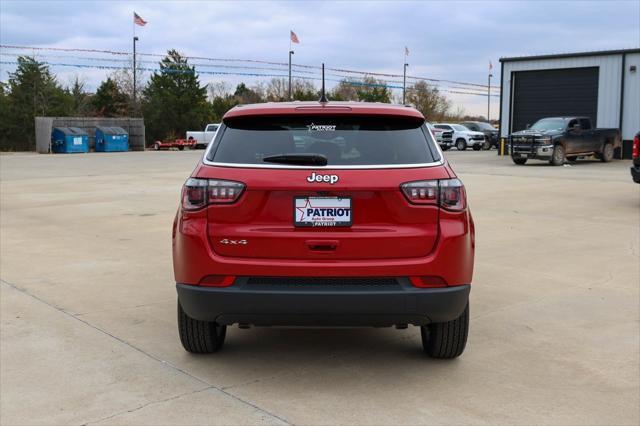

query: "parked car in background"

left=427, top=122, right=454, bottom=150
left=509, top=117, right=621, bottom=166
left=186, top=123, right=220, bottom=149
left=631, top=131, right=640, bottom=183
left=461, top=121, right=499, bottom=150
left=434, top=124, right=485, bottom=151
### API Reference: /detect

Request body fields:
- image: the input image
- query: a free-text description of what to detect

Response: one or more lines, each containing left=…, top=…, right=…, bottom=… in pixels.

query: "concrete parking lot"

left=1, top=150, right=638, bottom=425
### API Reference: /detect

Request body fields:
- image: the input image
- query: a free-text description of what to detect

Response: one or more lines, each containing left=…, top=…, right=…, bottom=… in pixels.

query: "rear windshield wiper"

left=262, top=153, right=328, bottom=166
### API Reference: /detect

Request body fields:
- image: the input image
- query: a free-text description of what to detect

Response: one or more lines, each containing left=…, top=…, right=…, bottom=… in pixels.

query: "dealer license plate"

left=294, top=197, right=352, bottom=227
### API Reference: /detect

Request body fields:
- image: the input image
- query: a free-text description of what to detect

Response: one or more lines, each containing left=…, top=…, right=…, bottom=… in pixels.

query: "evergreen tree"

left=1, top=56, right=72, bottom=151
left=92, top=77, right=129, bottom=117
left=70, top=77, right=92, bottom=116
left=142, top=50, right=212, bottom=141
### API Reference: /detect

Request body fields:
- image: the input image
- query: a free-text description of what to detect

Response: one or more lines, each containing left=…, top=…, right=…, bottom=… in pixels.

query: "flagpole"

left=288, top=35, right=293, bottom=101
left=487, top=67, right=492, bottom=122
left=132, top=13, right=136, bottom=111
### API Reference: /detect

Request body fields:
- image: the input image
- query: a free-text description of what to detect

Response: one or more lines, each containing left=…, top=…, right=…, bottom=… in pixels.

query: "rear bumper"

left=177, top=280, right=470, bottom=326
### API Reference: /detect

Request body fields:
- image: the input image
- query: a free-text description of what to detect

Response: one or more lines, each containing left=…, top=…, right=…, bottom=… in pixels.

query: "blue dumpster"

left=51, top=127, right=89, bottom=153
left=95, top=126, right=129, bottom=152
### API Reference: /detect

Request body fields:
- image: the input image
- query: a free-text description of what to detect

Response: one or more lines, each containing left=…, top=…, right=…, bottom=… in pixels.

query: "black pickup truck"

left=509, top=117, right=621, bottom=166
left=631, top=131, right=640, bottom=183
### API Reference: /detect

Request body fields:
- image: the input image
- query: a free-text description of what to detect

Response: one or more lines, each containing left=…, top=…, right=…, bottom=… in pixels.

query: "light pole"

left=133, top=36, right=138, bottom=112
left=487, top=72, right=493, bottom=122
left=402, top=62, right=408, bottom=105
left=288, top=50, right=294, bottom=100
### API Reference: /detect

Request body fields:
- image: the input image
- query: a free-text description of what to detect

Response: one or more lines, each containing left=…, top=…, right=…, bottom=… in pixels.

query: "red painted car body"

left=172, top=101, right=475, bottom=357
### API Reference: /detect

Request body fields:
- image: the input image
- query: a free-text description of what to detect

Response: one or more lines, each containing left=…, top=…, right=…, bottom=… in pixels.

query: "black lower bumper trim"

left=176, top=278, right=470, bottom=327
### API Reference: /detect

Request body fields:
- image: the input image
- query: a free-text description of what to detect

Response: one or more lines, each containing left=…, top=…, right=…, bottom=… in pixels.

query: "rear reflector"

left=409, top=276, right=448, bottom=288
left=199, top=275, right=236, bottom=287
left=633, top=135, right=639, bottom=159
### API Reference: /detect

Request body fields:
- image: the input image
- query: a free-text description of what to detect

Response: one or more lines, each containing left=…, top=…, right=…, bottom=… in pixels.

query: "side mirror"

left=526, top=124, right=531, bottom=129
left=571, top=123, right=582, bottom=132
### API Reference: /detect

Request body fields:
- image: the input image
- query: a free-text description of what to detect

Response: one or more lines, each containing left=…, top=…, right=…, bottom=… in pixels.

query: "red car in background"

left=172, top=101, right=475, bottom=358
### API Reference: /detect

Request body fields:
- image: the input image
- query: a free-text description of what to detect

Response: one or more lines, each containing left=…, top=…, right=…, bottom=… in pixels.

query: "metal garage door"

left=510, top=67, right=599, bottom=132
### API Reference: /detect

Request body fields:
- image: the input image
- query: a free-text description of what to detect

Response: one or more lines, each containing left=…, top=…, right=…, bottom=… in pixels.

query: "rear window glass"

left=208, top=115, right=439, bottom=166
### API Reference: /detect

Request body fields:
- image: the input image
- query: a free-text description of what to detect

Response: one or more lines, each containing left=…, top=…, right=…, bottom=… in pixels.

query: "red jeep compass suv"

left=173, top=101, right=475, bottom=358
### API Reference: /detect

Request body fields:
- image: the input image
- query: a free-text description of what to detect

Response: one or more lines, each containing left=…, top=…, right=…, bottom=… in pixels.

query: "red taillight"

left=182, top=178, right=245, bottom=210
left=633, top=135, right=639, bottom=159
left=199, top=275, right=236, bottom=287
left=400, top=180, right=439, bottom=204
left=409, top=276, right=448, bottom=288
left=401, top=178, right=466, bottom=211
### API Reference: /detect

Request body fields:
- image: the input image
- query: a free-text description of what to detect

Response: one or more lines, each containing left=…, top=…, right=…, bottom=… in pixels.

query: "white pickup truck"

left=186, top=123, right=220, bottom=149
left=434, top=123, right=486, bottom=151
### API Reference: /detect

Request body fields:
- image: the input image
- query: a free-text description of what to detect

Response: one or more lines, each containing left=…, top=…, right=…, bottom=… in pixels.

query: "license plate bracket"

left=294, top=197, right=352, bottom=227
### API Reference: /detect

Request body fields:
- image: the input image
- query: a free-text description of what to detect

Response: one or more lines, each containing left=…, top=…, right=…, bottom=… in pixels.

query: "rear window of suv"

left=207, top=115, right=440, bottom=166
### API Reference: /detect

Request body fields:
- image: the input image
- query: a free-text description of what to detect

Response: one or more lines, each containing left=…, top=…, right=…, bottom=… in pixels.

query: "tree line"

left=0, top=50, right=484, bottom=151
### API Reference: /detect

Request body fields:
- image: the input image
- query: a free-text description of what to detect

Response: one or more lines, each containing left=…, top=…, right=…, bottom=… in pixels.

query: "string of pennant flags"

left=0, top=58, right=499, bottom=98
left=1, top=44, right=499, bottom=93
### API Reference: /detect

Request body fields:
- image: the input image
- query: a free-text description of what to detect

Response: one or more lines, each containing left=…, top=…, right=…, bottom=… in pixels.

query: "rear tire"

left=178, top=302, right=226, bottom=353
left=601, top=143, right=614, bottom=162
left=178, top=146, right=185, bottom=151
left=456, top=139, right=467, bottom=151
left=512, top=157, right=527, bottom=165
left=482, top=141, right=491, bottom=150
left=550, top=145, right=565, bottom=166
left=472, top=144, right=482, bottom=151
left=421, top=303, right=469, bottom=359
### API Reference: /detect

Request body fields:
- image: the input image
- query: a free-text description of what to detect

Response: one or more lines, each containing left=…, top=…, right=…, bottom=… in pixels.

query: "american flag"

left=134, top=12, right=147, bottom=27
left=290, top=30, right=300, bottom=44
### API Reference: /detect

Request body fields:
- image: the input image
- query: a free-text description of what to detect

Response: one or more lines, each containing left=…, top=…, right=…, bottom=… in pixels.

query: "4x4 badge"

left=219, top=239, right=247, bottom=245
left=306, top=172, right=339, bottom=184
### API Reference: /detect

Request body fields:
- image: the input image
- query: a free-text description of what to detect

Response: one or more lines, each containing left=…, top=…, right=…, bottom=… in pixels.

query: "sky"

left=1, top=0, right=639, bottom=117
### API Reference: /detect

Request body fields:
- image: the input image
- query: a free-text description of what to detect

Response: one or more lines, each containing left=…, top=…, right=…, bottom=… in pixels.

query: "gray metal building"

left=499, top=48, right=640, bottom=158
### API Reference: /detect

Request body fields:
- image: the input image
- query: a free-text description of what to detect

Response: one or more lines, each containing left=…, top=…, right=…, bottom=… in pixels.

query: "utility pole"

left=487, top=72, right=493, bottom=122
left=133, top=36, right=138, bottom=112
left=403, top=62, right=408, bottom=105
left=288, top=49, right=294, bottom=100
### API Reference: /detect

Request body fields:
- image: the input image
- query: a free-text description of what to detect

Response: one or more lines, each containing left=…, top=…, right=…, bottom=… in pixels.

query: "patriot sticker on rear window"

left=306, top=123, right=336, bottom=132
left=294, top=197, right=352, bottom=227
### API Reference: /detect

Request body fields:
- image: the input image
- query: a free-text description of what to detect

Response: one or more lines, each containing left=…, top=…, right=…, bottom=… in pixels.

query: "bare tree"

left=110, top=63, right=145, bottom=106
left=265, top=78, right=288, bottom=101
left=330, top=79, right=359, bottom=101
left=405, top=80, right=451, bottom=122
left=207, top=81, right=232, bottom=101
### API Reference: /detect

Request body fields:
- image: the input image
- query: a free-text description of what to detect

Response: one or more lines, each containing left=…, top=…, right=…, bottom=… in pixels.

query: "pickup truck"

left=426, top=122, right=454, bottom=150
left=509, top=117, right=621, bottom=166
left=631, top=131, right=640, bottom=183
left=461, top=121, right=499, bottom=150
left=186, top=123, right=220, bottom=149
left=434, top=123, right=485, bottom=151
